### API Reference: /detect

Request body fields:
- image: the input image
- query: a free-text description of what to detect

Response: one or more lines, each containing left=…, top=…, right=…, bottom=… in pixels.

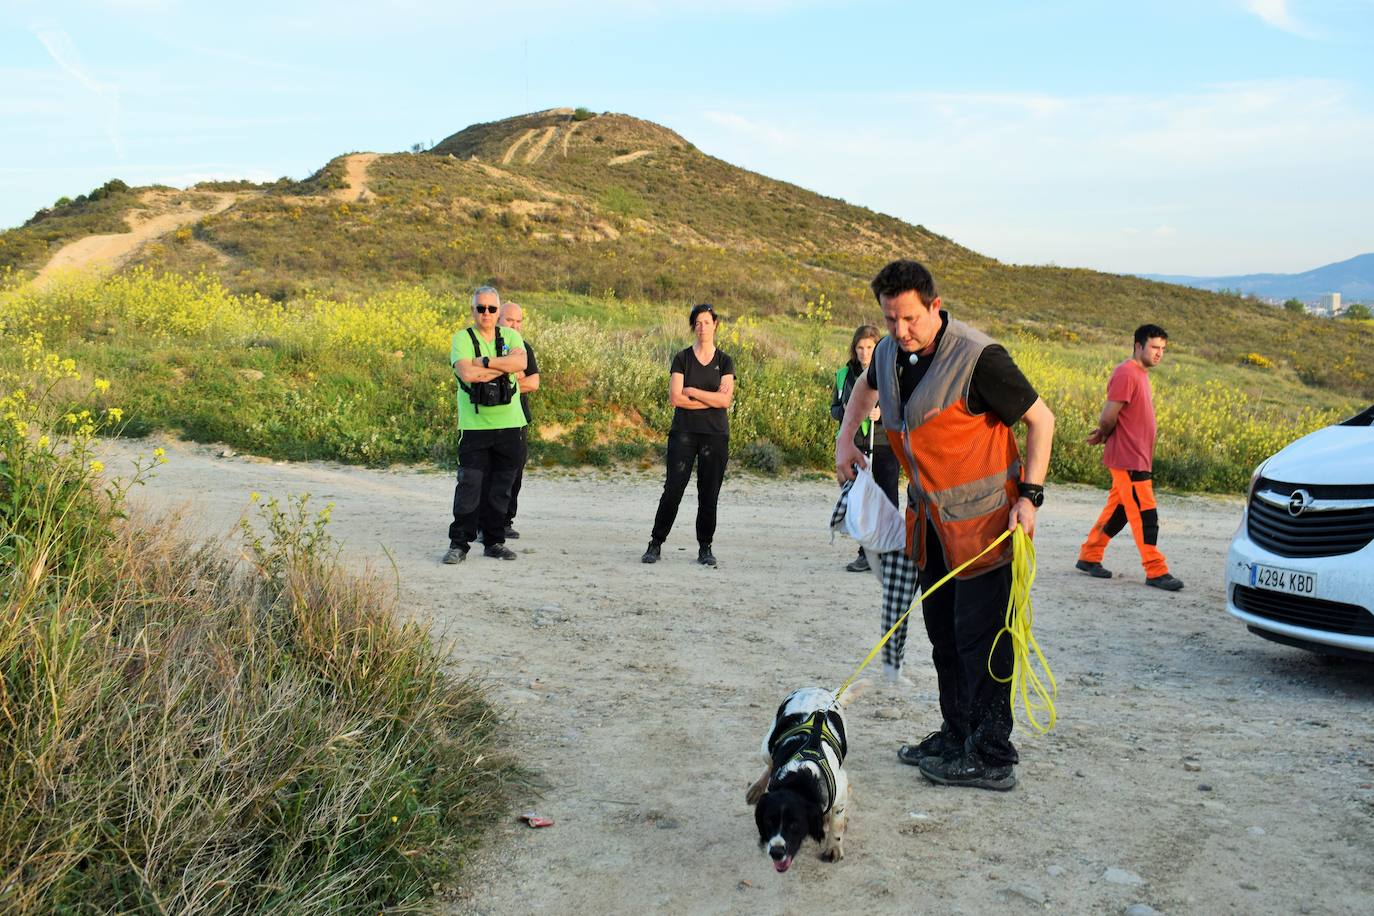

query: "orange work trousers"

left=1078, top=468, right=1169, bottom=578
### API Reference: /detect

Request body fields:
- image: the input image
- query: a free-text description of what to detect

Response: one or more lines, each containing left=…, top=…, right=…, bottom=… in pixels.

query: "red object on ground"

left=519, top=812, right=554, bottom=828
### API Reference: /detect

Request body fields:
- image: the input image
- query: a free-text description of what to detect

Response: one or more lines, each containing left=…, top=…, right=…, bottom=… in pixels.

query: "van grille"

left=1247, top=479, right=1374, bottom=558
left=1233, top=585, right=1374, bottom=636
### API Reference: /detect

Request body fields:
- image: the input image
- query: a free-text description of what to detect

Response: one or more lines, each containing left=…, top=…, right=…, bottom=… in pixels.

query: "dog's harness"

left=768, top=710, right=847, bottom=813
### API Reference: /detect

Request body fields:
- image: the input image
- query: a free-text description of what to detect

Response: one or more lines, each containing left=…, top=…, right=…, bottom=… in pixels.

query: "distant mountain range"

left=1141, top=252, right=1374, bottom=302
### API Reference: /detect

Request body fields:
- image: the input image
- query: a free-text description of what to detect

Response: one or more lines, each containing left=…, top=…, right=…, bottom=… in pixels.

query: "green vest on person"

left=834, top=365, right=872, bottom=439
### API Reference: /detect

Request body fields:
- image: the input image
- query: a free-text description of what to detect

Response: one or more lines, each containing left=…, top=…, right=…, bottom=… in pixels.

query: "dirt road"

left=102, top=438, right=1374, bottom=915
left=33, top=192, right=240, bottom=287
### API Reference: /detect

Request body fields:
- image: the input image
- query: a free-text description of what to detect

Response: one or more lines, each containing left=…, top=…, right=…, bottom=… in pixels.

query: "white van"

left=1225, top=404, right=1374, bottom=658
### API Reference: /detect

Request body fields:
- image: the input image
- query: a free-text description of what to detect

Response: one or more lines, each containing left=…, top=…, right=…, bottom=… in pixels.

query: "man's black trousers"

left=651, top=431, right=728, bottom=546
left=918, top=520, right=1018, bottom=766
left=479, top=426, right=528, bottom=528
left=450, top=426, right=524, bottom=549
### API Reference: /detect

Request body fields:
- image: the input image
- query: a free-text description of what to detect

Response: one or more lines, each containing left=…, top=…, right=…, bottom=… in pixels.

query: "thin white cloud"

left=31, top=24, right=125, bottom=158
left=1243, top=0, right=1315, bottom=37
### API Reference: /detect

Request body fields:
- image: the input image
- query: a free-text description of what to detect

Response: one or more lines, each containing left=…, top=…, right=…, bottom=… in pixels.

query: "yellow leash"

left=834, top=527, right=1057, bottom=733
left=991, top=528, right=1057, bottom=733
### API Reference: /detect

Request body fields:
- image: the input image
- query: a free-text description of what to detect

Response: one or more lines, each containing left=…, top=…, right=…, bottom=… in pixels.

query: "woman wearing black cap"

left=642, top=303, right=735, bottom=567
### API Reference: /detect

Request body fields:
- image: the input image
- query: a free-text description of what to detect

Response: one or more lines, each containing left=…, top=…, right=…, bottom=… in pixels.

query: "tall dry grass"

left=1, top=338, right=520, bottom=912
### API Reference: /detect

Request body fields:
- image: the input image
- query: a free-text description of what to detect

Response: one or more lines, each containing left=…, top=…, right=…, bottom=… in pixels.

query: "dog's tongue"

left=773, top=857, right=791, bottom=873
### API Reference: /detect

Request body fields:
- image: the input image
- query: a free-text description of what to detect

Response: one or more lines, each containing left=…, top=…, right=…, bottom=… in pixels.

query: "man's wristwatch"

left=1017, top=482, right=1045, bottom=507
left=482, top=356, right=490, bottom=369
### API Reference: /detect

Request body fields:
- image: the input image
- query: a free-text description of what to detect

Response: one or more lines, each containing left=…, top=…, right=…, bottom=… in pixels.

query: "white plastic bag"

left=844, top=467, right=905, bottom=554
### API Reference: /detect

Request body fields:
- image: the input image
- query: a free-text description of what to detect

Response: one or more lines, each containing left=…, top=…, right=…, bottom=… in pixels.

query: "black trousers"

left=480, top=426, right=527, bottom=527
left=449, top=426, right=524, bottom=549
left=651, top=430, right=728, bottom=546
left=919, top=521, right=1018, bottom=766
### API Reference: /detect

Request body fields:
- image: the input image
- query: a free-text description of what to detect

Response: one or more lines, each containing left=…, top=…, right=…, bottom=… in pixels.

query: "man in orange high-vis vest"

left=1076, top=325, right=1184, bottom=591
left=837, top=260, right=1055, bottom=792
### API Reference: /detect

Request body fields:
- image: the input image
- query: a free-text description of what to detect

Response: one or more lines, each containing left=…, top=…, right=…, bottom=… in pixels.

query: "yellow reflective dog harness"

left=768, top=710, right=847, bottom=812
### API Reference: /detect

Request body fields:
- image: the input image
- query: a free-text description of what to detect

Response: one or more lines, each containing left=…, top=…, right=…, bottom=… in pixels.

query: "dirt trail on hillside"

left=501, top=129, right=537, bottom=165
left=524, top=126, right=558, bottom=164
left=101, top=439, right=1374, bottom=916
left=332, top=153, right=378, bottom=202
left=607, top=149, right=653, bottom=166
left=33, top=192, right=241, bottom=287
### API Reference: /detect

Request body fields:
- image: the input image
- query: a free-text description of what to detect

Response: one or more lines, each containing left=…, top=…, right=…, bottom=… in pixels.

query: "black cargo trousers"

left=449, top=426, right=524, bottom=550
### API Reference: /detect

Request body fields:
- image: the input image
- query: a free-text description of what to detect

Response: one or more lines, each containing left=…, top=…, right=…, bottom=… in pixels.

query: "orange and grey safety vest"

left=871, top=317, right=1021, bottom=578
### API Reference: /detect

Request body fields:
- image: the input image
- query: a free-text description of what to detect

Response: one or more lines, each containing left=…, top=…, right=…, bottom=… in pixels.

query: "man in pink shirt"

left=1076, top=324, right=1183, bottom=591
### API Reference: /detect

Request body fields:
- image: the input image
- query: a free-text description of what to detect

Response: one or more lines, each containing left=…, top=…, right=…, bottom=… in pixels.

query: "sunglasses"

left=474, top=305, right=499, bottom=314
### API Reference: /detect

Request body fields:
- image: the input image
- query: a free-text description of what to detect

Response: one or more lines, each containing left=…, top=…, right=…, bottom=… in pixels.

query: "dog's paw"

left=820, top=844, right=844, bottom=863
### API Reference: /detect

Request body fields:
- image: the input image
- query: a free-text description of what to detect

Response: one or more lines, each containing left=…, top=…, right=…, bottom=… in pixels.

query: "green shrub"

left=572, top=107, right=595, bottom=121
left=739, top=439, right=784, bottom=475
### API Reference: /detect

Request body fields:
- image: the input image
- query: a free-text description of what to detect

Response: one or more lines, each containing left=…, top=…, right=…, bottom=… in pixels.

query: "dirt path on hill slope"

left=100, top=439, right=1374, bottom=916
left=33, top=192, right=241, bottom=287
left=332, top=153, right=378, bottom=202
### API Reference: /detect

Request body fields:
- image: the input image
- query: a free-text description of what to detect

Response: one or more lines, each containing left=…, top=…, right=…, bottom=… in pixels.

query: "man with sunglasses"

left=445, top=286, right=528, bottom=563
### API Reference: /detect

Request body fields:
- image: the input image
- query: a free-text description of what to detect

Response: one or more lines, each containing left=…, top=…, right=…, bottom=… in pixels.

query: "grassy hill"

left=6, top=108, right=1370, bottom=401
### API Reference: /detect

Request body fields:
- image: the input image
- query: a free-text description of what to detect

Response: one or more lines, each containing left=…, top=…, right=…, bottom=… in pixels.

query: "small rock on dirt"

left=1124, top=905, right=1160, bottom=916
left=1103, top=867, right=1145, bottom=886
left=874, top=707, right=901, bottom=720
left=1046, top=865, right=1065, bottom=877
left=1000, top=883, right=1046, bottom=905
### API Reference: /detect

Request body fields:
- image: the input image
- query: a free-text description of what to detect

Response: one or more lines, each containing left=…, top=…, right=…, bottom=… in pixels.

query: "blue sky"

left=2, top=0, right=1371, bottom=274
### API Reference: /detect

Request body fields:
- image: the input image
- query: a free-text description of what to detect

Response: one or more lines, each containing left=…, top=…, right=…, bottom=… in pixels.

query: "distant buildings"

left=1304, top=293, right=1346, bottom=317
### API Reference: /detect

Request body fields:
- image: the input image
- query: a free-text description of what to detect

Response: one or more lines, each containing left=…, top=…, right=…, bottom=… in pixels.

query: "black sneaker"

left=897, top=729, right=959, bottom=767
left=1075, top=559, right=1112, bottom=579
left=504, top=526, right=520, bottom=540
left=1146, top=573, right=1184, bottom=591
left=918, top=748, right=1016, bottom=791
left=641, top=541, right=662, bottom=564
left=698, top=545, right=717, bottom=567
left=483, top=544, right=517, bottom=561
left=846, top=553, right=871, bottom=573
left=442, top=545, right=468, bottom=565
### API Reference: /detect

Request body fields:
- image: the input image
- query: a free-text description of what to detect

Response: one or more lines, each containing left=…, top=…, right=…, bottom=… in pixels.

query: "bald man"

left=477, top=301, right=540, bottom=541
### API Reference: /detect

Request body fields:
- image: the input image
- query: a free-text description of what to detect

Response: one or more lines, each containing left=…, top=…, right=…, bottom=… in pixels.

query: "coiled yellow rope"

left=989, top=527, right=1057, bottom=733
left=834, top=526, right=1057, bottom=735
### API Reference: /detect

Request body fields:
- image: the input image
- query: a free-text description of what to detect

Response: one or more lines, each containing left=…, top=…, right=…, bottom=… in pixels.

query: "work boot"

left=698, top=544, right=717, bottom=567
left=1075, top=559, right=1112, bottom=578
left=442, top=544, right=468, bottom=565
left=897, top=728, right=959, bottom=767
left=918, top=747, right=1017, bottom=791
left=1146, top=573, right=1184, bottom=591
left=846, top=551, right=871, bottom=573
left=641, top=540, right=662, bottom=564
left=483, top=544, right=517, bottom=561
left=504, top=526, right=520, bottom=540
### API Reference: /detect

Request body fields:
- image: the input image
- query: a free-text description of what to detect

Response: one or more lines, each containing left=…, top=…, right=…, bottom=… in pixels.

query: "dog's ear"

left=807, top=804, right=825, bottom=842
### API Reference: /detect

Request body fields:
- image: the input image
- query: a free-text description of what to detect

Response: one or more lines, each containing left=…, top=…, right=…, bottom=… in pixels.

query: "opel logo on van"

left=1288, top=489, right=1313, bottom=517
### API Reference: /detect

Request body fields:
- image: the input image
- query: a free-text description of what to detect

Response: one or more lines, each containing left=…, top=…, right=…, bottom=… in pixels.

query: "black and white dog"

left=746, top=687, right=851, bottom=872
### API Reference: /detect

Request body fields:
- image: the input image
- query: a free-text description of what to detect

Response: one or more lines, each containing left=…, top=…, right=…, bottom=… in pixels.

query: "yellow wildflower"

left=37, top=435, right=50, bottom=449
left=94, top=378, right=110, bottom=392
left=107, top=407, right=123, bottom=421
left=89, top=460, right=104, bottom=474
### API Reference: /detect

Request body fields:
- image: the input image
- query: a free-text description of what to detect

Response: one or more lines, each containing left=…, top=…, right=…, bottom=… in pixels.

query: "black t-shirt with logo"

left=670, top=346, right=735, bottom=436
left=864, top=313, right=1038, bottom=427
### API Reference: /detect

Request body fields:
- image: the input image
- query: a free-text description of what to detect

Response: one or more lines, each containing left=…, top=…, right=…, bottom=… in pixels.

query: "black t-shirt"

left=670, top=346, right=735, bottom=436
left=865, top=313, right=1038, bottom=427
left=520, top=342, right=539, bottom=425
